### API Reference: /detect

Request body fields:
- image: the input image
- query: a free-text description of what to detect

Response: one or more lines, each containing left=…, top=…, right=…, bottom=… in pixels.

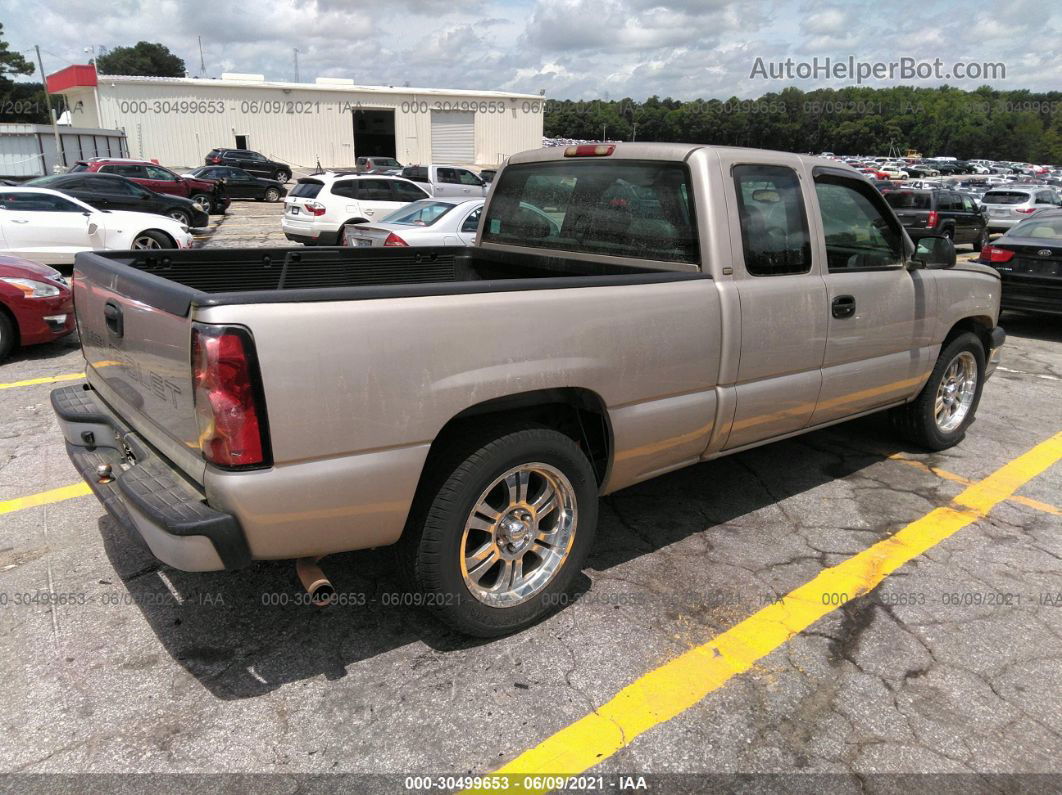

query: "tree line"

left=544, top=86, right=1062, bottom=163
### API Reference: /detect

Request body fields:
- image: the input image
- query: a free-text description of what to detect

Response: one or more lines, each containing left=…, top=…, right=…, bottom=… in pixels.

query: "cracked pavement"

left=0, top=213, right=1060, bottom=788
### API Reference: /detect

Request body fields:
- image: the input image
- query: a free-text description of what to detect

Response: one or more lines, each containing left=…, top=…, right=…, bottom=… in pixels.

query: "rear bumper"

left=283, top=230, right=340, bottom=246
left=51, top=383, right=250, bottom=572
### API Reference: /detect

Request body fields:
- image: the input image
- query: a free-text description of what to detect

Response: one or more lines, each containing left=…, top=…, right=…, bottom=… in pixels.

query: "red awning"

left=46, top=64, right=98, bottom=93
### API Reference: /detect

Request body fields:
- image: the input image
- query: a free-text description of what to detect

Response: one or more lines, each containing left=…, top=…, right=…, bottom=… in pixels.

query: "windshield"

left=1009, top=217, right=1062, bottom=239
left=884, top=191, right=931, bottom=210
left=380, top=200, right=458, bottom=226
left=482, top=160, right=697, bottom=263
left=372, top=158, right=401, bottom=167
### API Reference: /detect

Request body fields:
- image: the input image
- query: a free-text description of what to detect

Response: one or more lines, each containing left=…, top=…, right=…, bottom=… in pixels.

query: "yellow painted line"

left=891, top=455, right=1062, bottom=517
left=474, top=431, right=1062, bottom=791
left=0, top=482, right=92, bottom=515
left=0, top=362, right=116, bottom=391
left=0, top=372, right=87, bottom=390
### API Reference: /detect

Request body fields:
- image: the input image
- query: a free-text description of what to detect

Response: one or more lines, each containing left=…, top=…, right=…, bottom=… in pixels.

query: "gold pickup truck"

left=52, top=143, right=1003, bottom=636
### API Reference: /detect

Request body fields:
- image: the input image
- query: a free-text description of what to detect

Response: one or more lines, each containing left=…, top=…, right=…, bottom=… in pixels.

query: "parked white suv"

left=281, top=173, right=431, bottom=246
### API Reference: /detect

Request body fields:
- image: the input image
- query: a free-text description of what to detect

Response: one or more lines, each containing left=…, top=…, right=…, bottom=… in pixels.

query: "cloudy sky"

left=4, top=0, right=1060, bottom=99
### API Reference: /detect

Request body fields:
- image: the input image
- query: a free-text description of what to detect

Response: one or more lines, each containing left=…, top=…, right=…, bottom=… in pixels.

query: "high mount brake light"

left=564, top=145, right=615, bottom=157
left=191, top=325, right=270, bottom=468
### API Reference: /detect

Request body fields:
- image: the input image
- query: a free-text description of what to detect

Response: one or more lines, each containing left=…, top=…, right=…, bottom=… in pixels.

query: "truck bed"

left=76, top=246, right=706, bottom=316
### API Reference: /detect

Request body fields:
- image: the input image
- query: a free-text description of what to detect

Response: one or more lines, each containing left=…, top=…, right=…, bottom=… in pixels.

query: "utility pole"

left=198, top=36, right=206, bottom=75
left=293, top=48, right=300, bottom=83
left=602, top=124, right=607, bottom=142
left=632, top=122, right=637, bottom=142
left=34, top=45, right=66, bottom=170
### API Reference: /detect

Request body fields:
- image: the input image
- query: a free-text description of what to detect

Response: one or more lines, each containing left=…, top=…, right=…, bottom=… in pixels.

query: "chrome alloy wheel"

left=460, top=463, right=577, bottom=607
left=935, top=351, right=978, bottom=432
left=132, top=235, right=163, bottom=250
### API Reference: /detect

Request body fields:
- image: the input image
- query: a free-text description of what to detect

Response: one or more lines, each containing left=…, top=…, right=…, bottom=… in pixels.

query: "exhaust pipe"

left=295, top=557, right=336, bottom=607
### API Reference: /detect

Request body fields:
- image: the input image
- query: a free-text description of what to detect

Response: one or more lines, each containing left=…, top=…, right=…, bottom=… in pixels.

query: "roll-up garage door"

left=431, top=110, right=475, bottom=163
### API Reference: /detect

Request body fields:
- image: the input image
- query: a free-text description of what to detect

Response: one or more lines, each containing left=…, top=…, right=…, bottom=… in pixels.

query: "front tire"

left=190, top=193, right=212, bottom=213
left=264, top=187, right=281, bottom=202
left=0, top=310, right=16, bottom=362
left=131, top=230, right=175, bottom=250
left=892, top=332, right=985, bottom=450
left=399, top=427, right=599, bottom=637
left=274, top=170, right=290, bottom=183
left=167, top=208, right=192, bottom=226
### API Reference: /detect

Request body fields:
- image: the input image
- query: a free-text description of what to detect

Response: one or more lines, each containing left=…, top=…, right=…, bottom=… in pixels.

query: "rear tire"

left=0, top=310, right=16, bottom=363
left=398, top=426, right=599, bottom=637
left=274, top=170, right=290, bottom=183
left=264, top=187, right=281, bottom=202
left=973, top=227, right=988, bottom=252
left=891, top=332, right=985, bottom=451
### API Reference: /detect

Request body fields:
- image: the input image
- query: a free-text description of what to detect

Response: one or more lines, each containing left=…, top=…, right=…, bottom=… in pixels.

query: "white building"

left=47, top=65, right=545, bottom=170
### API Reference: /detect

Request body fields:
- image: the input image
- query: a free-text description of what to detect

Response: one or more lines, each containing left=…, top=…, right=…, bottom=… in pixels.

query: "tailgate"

left=73, top=259, right=206, bottom=483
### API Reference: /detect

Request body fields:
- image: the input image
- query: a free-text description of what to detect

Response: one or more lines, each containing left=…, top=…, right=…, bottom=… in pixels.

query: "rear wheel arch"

left=414, top=388, right=613, bottom=501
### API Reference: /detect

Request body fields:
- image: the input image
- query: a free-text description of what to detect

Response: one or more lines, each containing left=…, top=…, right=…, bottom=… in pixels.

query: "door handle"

left=104, top=300, right=124, bottom=337
left=11, top=219, right=28, bottom=224
left=832, top=295, right=856, bottom=319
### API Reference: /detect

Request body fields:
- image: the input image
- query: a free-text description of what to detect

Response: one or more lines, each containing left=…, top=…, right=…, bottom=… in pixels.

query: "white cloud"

left=1, top=0, right=1058, bottom=99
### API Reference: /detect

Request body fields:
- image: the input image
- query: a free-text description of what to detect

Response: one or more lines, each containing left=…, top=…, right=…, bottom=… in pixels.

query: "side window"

left=145, top=165, right=177, bottom=181
left=0, top=191, right=83, bottom=212
left=359, top=180, right=393, bottom=201
left=461, top=207, right=482, bottom=233
left=392, top=181, right=430, bottom=201
left=437, top=168, right=460, bottom=184
left=456, top=169, right=483, bottom=186
left=1036, top=191, right=1055, bottom=205
left=814, top=176, right=903, bottom=271
left=732, top=164, right=811, bottom=276
left=330, top=181, right=358, bottom=199
left=961, top=195, right=977, bottom=213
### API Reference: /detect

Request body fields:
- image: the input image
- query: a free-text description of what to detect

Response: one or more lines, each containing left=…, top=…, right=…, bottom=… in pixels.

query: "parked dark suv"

left=69, top=158, right=230, bottom=214
left=885, top=188, right=988, bottom=250
left=206, top=149, right=291, bottom=183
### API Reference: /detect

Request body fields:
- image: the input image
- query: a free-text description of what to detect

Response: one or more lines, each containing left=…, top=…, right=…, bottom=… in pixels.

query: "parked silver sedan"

left=342, top=198, right=560, bottom=247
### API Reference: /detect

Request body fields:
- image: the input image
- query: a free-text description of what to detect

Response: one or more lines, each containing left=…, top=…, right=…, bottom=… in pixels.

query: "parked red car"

left=69, top=158, right=231, bottom=214
left=0, top=255, right=75, bottom=362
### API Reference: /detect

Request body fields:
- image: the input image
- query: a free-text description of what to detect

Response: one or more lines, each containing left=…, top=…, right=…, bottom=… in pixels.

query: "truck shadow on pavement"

left=998, top=312, right=1062, bottom=344
left=101, top=417, right=917, bottom=701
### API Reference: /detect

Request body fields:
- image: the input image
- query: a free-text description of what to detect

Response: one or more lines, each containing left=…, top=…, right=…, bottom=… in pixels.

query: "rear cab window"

left=482, top=160, right=698, bottom=264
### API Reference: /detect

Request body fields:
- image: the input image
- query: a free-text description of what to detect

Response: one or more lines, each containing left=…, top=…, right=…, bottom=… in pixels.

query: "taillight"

left=210, top=156, right=221, bottom=164
left=980, top=244, right=1014, bottom=264
left=926, top=210, right=939, bottom=228
left=303, top=201, right=326, bottom=216
left=1015, top=208, right=1036, bottom=214
left=383, top=232, right=408, bottom=247
left=564, top=144, right=615, bottom=157
left=191, top=325, right=270, bottom=468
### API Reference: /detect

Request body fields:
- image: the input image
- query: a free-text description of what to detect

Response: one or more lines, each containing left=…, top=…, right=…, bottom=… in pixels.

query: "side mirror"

left=911, top=235, right=956, bottom=269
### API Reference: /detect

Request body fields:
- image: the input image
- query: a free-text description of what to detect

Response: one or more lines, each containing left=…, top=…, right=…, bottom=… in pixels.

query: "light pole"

left=35, top=45, right=66, bottom=170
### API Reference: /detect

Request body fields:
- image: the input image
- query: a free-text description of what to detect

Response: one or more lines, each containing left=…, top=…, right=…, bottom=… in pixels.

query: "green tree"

left=96, top=42, right=185, bottom=77
left=0, top=22, right=50, bottom=123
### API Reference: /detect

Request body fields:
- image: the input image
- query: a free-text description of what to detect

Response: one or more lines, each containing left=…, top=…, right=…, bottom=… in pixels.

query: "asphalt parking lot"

left=1, top=206, right=1060, bottom=791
